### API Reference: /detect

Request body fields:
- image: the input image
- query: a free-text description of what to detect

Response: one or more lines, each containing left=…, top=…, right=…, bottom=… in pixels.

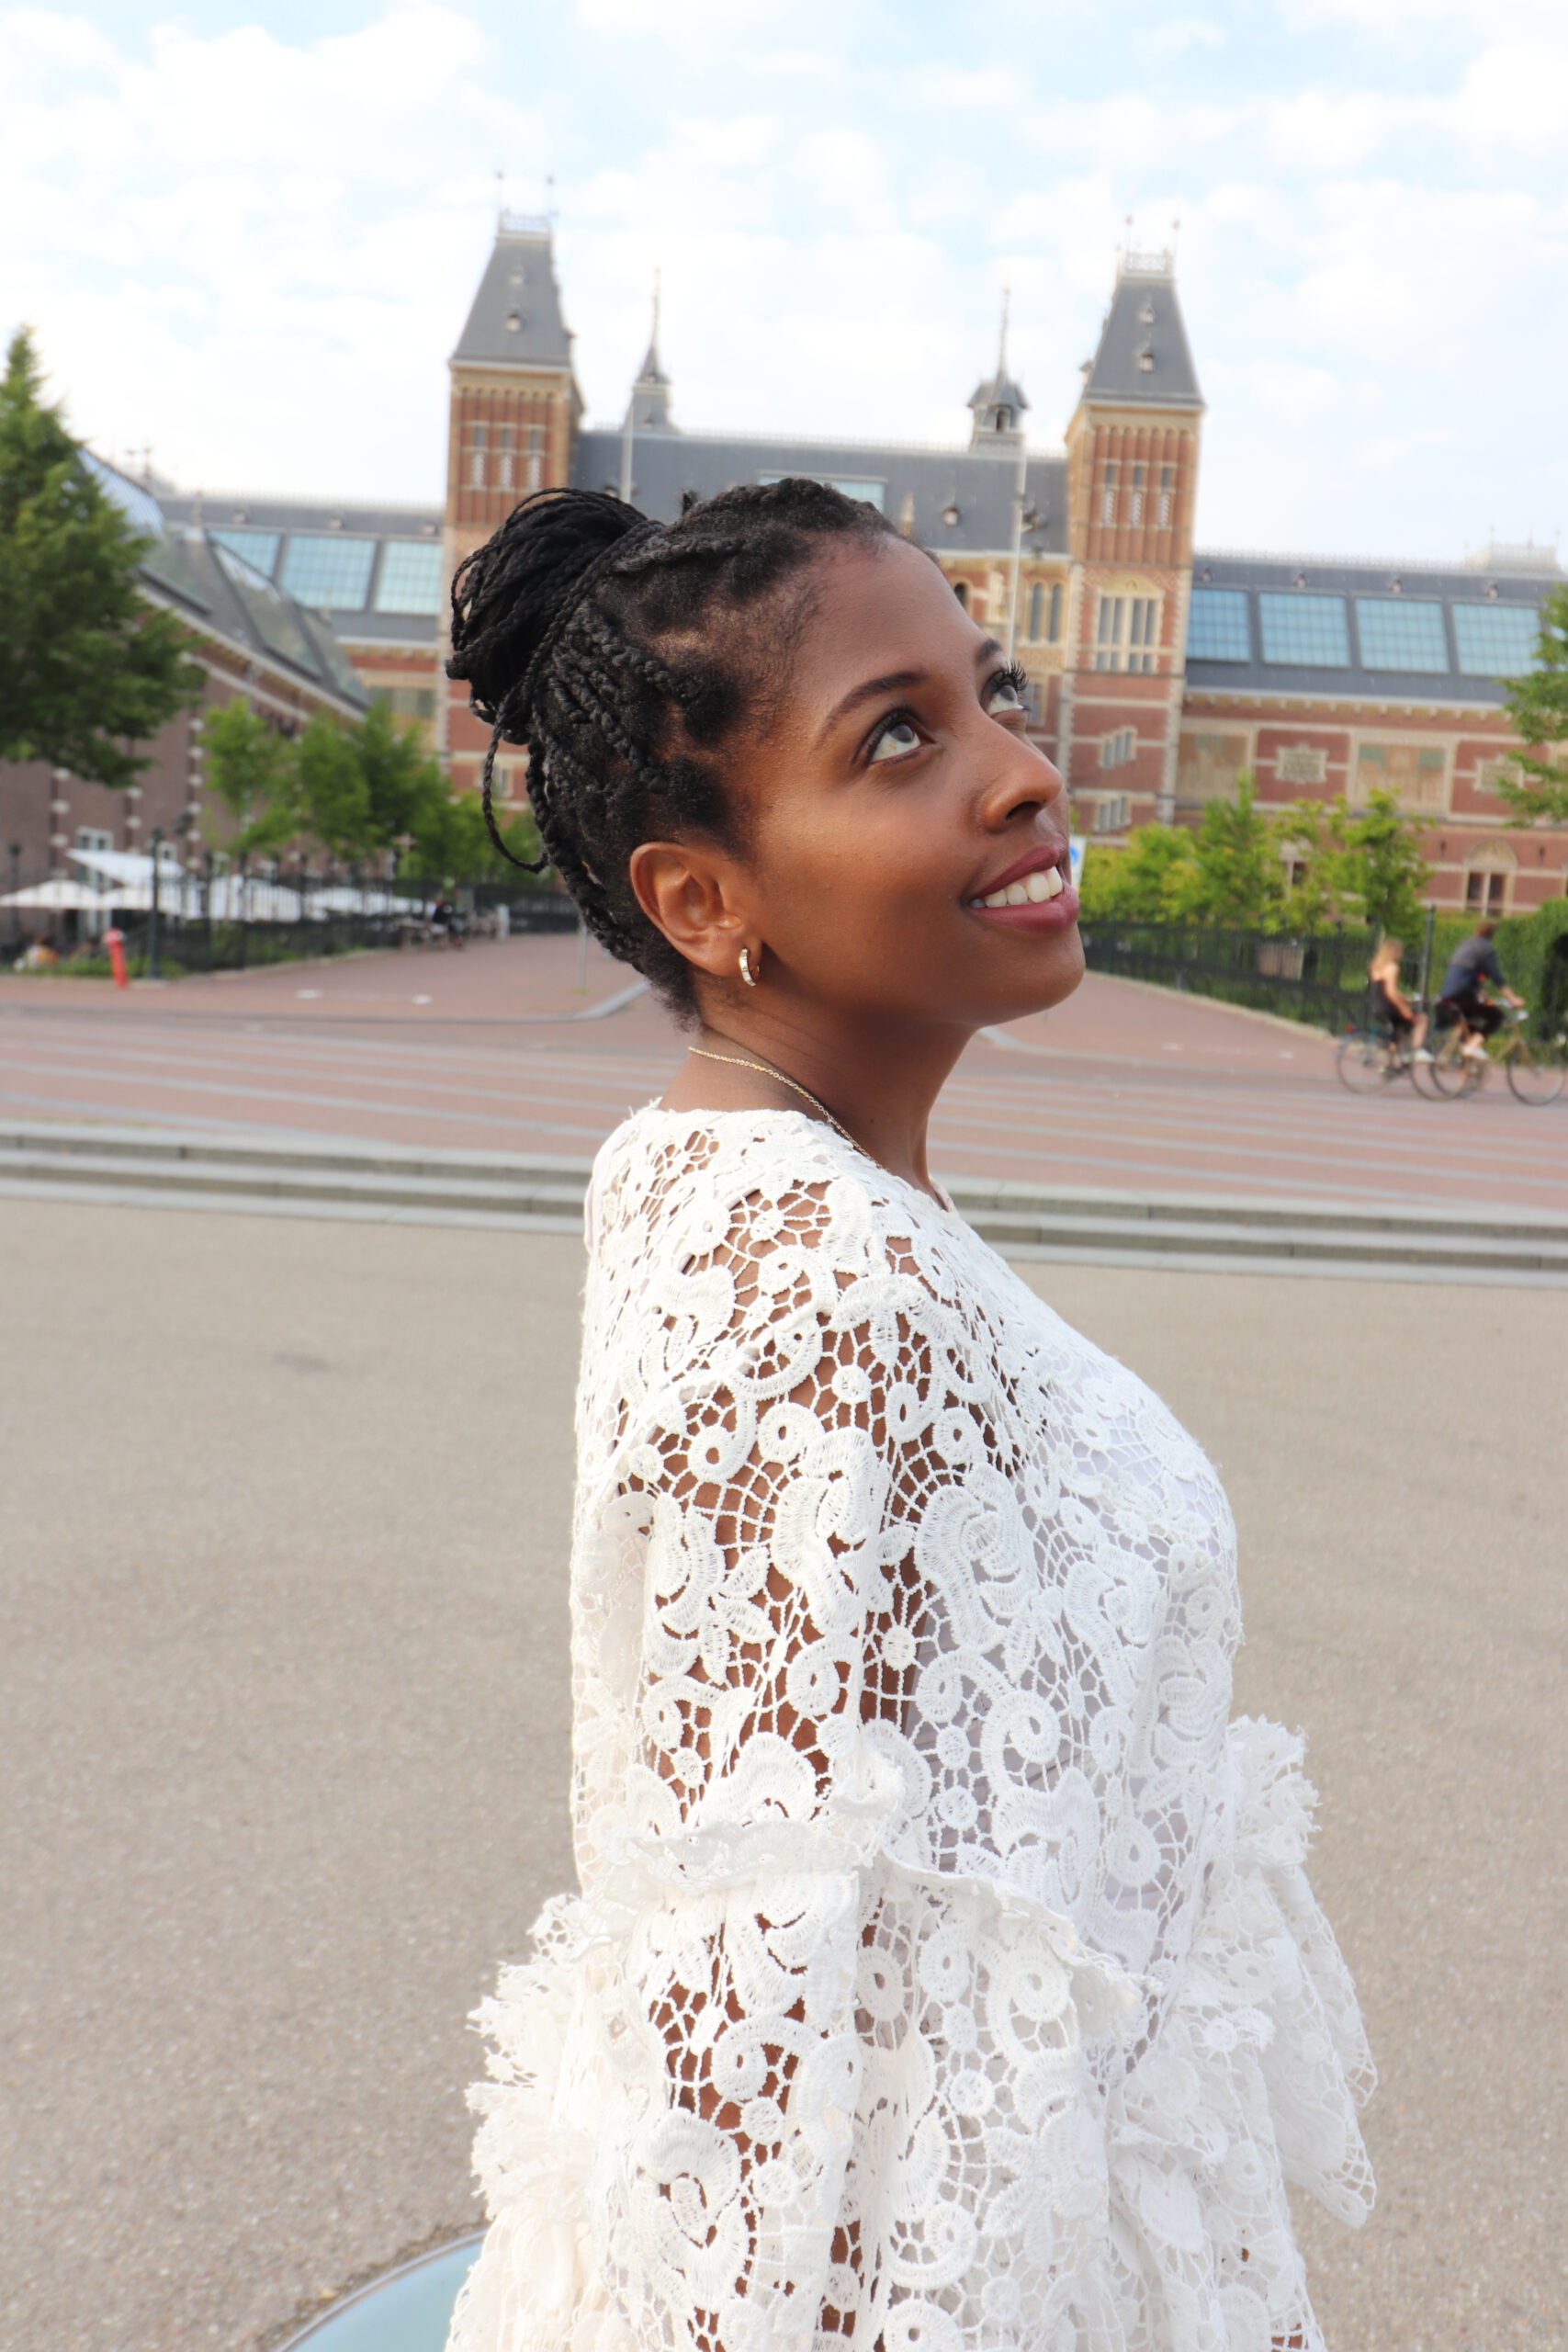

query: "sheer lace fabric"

left=448, top=1109, right=1372, bottom=2352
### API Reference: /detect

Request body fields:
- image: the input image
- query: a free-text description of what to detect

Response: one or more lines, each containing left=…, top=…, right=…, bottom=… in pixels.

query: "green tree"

left=295, top=711, right=371, bottom=861
left=1169, top=775, right=1285, bottom=926
left=1341, top=788, right=1432, bottom=935
left=201, top=699, right=299, bottom=860
left=1495, top=583, right=1568, bottom=824
left=1278, top=790, right=1431, bottom=936
left=402, top=786, right=541, bottom=882
left=356, top=698, right=448, bottom=850
left=0, top=327, right=201, bottom=785
left=1077, top=824, right=1197, bottom=921
left=288, top=702, right=451, bottom=866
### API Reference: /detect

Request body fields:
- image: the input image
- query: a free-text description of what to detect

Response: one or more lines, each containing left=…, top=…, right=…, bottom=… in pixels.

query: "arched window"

left=1048, top=582, right=1063, bottom=641
left=1028, top=582, right=1043, bottom=640
left=995, top=407, right=1011, bottom=434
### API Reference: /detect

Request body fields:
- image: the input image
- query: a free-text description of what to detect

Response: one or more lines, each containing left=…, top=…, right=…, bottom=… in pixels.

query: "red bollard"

left=106, top=927, right=129, bottom=989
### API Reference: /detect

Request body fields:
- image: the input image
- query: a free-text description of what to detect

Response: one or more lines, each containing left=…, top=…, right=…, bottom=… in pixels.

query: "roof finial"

left=998, top=281, right=1010, bottom=377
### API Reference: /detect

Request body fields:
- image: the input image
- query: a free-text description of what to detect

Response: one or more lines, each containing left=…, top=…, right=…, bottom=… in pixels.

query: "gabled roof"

left=1081, top=252, right=1202, bottom=411
left=572, top=427, right=1068, bottom=556
left=452, top=215, right=573, bottom=370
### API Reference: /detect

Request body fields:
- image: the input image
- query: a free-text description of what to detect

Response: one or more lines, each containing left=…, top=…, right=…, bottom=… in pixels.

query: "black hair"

left=446, top=478, right=895, bottom=1013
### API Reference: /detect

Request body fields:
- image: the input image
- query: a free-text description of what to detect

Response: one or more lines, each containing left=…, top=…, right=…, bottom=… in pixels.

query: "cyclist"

left=1434, top=919, right=1524, bottom=1059
left=1368, top=937, right=1430, bottom=1060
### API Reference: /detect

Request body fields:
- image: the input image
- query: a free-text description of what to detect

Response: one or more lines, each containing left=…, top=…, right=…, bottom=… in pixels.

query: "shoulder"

left=589, top=1108, right=1000, bottom=1336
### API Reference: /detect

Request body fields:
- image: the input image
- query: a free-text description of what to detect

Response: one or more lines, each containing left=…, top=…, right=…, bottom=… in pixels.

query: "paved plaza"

left=2, top=1194, right=1563, bottom=2352
left=2, top=933, right=1563, bottom=1212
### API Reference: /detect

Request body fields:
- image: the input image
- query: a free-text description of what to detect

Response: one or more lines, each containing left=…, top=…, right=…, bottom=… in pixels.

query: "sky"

left=3, top=0, right=1565, bottom=563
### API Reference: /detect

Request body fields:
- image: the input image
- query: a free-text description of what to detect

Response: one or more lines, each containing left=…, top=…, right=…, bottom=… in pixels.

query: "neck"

left=669, top=996, right=973, bottom=1198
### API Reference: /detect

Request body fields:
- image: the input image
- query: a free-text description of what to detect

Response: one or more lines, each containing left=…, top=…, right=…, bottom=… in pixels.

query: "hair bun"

left=446, top=488, right=651, bottom=733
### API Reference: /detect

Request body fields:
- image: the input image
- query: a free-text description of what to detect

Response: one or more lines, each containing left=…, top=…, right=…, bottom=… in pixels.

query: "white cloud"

left=0, top=0, right=1562, bottom=561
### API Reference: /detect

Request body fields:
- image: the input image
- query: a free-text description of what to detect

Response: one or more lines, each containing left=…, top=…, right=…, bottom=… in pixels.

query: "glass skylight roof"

left=1258, top=594, right=1350, bottom=667
left=1450, top=602, right=1541, bottom=677
left=1355, top=598, right=1450, bottom=673
left=1185, top=588, right=1250, bottom=661
left=280, top=535, right=377, bottom=611
left=374, top=539, right=446, bottom=615
left=210, top=527, right=280, bottom=576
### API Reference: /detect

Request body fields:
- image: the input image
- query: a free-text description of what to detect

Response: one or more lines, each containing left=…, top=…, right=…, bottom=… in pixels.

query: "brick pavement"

left=1, top=934, right=1562, bottom=1211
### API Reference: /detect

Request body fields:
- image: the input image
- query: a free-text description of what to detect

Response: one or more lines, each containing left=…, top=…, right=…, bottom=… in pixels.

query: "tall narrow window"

left=1028, top=581, right=1043, bottom=640
left=1157, top=465, right=1174, bottom=528
left=526, top=424, right=546, bottom=493
left=1130, top=464, right=1145, bottom=526
left=467, top=423, right=487, bottom=490
left=1100, top=462, right=1118, bottom=527
left=496, top=426, right=514, bottom=493
left=1048, top=582, right=1062, bottom=642
left=1094, top=593, right=1161, bottom=672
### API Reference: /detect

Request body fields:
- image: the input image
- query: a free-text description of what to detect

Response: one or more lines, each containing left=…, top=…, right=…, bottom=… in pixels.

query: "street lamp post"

left=147, top=823, right=164, bottom=979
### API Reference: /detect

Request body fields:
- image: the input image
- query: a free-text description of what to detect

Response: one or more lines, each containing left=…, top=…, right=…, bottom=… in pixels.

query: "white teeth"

left=976, top=865, right=1064, bottom=910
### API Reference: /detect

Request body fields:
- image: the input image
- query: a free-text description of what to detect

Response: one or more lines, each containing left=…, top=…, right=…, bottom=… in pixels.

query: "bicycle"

left=1424, top=1003, right=1566, bottom=1104
left=1334, top=1020, right=1425, bottom=1094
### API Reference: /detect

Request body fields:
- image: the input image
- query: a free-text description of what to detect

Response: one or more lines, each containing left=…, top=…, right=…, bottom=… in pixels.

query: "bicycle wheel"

left=1506, top=1038, right=1567, bottom=1104
left=1335, top=1032, right=1395, bottom=1094
left=1425, top=1034, right=1482, bottom=1097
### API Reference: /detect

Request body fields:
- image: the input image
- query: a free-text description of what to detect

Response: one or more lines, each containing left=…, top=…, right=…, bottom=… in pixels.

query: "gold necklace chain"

left=687, top=1044, right=856, bottom=1146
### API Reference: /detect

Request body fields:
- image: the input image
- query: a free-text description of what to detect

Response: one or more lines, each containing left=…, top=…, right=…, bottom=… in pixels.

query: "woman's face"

left=677, top=534, right=1082, bottom=1035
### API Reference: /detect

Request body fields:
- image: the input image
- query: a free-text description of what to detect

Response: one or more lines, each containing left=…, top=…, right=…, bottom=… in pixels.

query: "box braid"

left=446, top=479, right=894, bottom=1013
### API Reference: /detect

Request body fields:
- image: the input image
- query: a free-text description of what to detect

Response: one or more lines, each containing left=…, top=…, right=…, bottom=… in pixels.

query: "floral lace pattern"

left=448, top=1109, right=1373, bottom=2352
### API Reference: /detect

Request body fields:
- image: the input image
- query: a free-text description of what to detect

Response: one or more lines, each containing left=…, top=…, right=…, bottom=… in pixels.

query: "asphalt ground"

left=2, top=934, right=1563, bottom=1213
left=2, top=1198, right=1562, bottom=2352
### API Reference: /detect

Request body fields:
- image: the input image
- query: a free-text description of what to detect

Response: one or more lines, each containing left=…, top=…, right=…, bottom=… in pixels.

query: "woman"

left=445, top=483, right=1373, bottom=2352
left=1367, top=937, right=1427, bottom=1058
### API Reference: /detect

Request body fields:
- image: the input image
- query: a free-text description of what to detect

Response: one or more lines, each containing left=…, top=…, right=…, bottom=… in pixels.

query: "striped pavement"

left=1, top=934, right=1562, bottom=1214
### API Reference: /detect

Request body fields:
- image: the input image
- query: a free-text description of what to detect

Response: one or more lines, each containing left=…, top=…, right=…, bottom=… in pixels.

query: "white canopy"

left=0, top=876, right=113, bottom=910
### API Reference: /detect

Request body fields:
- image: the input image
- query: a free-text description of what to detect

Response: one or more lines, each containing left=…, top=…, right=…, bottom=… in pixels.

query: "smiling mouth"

left=967, top=852, right=1069, bottom=910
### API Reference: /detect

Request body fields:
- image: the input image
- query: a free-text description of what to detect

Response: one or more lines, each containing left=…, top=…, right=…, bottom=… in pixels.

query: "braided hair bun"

left=446, top=478, right=893, bottom=1012
left=448, top=488, right=651, bottom=737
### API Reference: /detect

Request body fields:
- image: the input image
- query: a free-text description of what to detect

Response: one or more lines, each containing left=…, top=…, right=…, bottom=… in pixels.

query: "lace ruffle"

left=450, top=1724, right=1371, bottom=2352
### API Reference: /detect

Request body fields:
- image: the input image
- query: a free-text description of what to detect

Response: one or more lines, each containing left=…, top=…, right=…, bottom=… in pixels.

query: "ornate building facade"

left=154, top=213, right=1568, bottom=914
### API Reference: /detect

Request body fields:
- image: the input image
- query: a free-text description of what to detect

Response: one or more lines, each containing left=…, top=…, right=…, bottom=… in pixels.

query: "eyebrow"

left=818, top=637, right=1007, bottom=743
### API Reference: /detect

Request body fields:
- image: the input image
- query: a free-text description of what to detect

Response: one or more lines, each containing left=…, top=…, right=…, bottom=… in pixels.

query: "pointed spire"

left=968, top=285, right=1029, bottom=447
left=625, top=273, right=676, bottom=433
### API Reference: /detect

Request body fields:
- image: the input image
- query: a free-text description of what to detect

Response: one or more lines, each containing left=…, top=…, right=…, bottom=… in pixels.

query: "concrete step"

left=3, top=1120, right=1565, bottom=1281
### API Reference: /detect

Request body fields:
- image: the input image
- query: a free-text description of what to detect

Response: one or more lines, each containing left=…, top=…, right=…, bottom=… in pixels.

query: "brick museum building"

left=6, top=213, right=1564, bottom=914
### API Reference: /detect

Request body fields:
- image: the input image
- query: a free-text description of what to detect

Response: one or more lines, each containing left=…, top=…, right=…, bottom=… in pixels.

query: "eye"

left=987, top=667, right=1027, bottom=716
left=867, top=715, right=922, bottom=763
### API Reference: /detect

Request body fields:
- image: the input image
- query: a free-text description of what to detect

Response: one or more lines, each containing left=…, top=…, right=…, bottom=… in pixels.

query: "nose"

left=976, top=733, right=1066, bottom=832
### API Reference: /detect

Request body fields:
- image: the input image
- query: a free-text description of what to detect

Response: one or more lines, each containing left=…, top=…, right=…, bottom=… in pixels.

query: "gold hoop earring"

left=739, top=944, right=760, bottom=989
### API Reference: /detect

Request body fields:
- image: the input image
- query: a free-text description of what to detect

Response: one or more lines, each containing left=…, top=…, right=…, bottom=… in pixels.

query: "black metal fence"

left=1078, top=920, right=1381, bottom=1031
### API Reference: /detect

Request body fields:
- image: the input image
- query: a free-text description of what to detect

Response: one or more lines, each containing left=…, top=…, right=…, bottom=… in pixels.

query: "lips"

left=967, top=840, right=1073, bottom=912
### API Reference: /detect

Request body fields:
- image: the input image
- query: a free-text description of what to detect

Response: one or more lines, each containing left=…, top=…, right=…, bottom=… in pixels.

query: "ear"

left=628, top=840, right=751, bottom=983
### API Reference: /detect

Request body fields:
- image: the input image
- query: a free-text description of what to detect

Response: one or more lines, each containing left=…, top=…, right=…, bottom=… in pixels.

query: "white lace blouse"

left=447, top=1107, right=1373, bottom=2352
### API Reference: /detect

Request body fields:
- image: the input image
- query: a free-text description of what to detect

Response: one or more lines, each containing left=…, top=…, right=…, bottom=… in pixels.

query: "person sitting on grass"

left=1434, top=919, right=1524, bottom=1060
left=1368, top=935, right=1430, bottom=1061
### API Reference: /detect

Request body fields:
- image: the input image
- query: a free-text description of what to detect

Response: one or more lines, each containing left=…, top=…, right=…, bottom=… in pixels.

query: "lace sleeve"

left=600, top=1173, right=942, bottom=2352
